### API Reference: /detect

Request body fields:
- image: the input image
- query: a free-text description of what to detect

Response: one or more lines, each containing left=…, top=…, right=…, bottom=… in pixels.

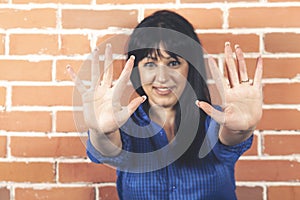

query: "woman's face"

left=138, top=48, right=189, bottom=109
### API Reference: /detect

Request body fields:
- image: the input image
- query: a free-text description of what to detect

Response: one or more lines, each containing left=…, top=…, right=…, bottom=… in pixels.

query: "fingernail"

left=130, top=55, right=135, bottom=60
left=106, top=43, right=112, bottom=48
left=195, top=100, right=200, bottom=106
left=142, top=95, right=147, bottom=102
left=234, top=44, right=240, bottom=49
left=225, top=41, right=230, bottom=46
left=66, top=65, right=71, bottom=70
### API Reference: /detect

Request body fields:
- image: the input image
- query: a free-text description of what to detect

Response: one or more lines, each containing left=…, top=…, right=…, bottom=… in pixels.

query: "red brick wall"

left=0, top=1, right=299, bottom=200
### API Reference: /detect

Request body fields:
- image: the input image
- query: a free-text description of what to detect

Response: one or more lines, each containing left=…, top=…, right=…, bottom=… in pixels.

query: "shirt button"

left=170, top=185, right=177, bottom=192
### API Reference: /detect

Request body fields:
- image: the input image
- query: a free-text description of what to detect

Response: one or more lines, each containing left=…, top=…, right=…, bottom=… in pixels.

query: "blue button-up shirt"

left=87, top=105, right=253, bottom=200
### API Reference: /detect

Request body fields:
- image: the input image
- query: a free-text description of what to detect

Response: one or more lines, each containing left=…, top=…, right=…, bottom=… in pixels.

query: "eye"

left=143, top=62, right=157, bottom=68
left=168, top=60, right=181, bottom=67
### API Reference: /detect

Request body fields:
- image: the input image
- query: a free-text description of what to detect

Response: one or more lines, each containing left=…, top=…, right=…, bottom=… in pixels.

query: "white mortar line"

left=0, top=157, right=89, bottom=162
left=52, top=110, right=57, bottom=133
left=263, top=185, right=267, bottom=200
left=255, top=130, right=263, bottom=157
left=5, top=84, right=12, bottom=112
left=239, top=155, right=300, bottom=161
left=0, top=131, right=87, bottom=137
left=0, top=182, right=116, bottom=189
left=236, top=181, right=300, bottom=187
left=95, top=186, right=99, bottom=200
left=4, top=33, right=9, bottom=56
left=221, top=3, right=229, bottom=30
left=261, top=130, right=300, bottom=135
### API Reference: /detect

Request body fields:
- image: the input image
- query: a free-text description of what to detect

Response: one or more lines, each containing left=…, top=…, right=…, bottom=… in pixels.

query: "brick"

left=9, top=34, right=59, bottom=55
left=269, top=0, right=300, bottom=1
left=0, top=136, right=6, bottom=157
left=56, top=59, right=87, bottom=81
left=198, top=34, right=259, bottom=54
left=96, top=34, right=129, bottom=55
left=268, top=186, right=300, bottom=200
left=11, top=136, right=86, bottom=157
left=0, top=34, right=4, bottom=55
left=99, top=186, right=118, bottom=200
left=261, top=58, right=300, bottom=79
left=145, top=8, right=223, bottom=29
left=0, top=9, right=56, bottom=29
left=236, top=160, right=300, bottom=181
left=227, top=0, right=258, bottom=1
left=61, top=34, right=91, bottom=55
left=0, top=162, right=55, bottom=182
left=56, top=111, right=87, bottom=132
left=0, top=87, right=5, bottom=106
left=181, top=0, right=224, bottom=2
left=56, top=59, right=124, bottom=82
left=229, top=7, right=300, bottom=28
left=236, top=186, right=263, bottom=200
left=264, top=134, right=300, bottom=155
left=0, top=187, right=10, bottom=200
left=62, top=10, right=138, bottom=29
left=12, top=86, right=73, bottom=106
left=97, top=0, right=174, bottom=3
left=15, top=187, right=95, bottom=200
left=0, top=111, right=52, bottom=132
left=59, top=162, right=116, bottom=183
left=243, top=134, right=258, bottom=156
left=263, top=83, right=300, bottom=104
left=257, top=109, right=300, bottom=130
left=265, top=33, right=300, bottom=53
left=182, top=0, right=258, bottom=2
left=13, top=0, right=91, bottom=3
left=227, top=57, right=299, bottom=81
left=0, top=60, right=52, bottom=81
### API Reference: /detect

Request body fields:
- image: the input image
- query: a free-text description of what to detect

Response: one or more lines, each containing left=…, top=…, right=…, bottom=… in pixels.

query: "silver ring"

left=240, top=79, right=250, bottom=83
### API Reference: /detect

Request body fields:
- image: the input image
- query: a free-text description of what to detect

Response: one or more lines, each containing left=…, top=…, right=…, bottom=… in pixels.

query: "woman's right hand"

left=67, top=44, right=146, bottom=135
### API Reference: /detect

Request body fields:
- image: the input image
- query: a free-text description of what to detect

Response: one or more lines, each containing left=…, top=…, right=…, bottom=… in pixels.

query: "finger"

left=208, top=56, right=228, bottom=104
left=225, top=42, right=239, bottom=87
left=103, top=43, right=113, bottom=87
left=127, top=96, right=147, bottom=117
left=91, top=48, right=100, bottom=89
left=208, top=56, right=228, bottom=90
left=235, top=44, right=249, bottom=82
left=253, top=56, right=263, bottom=88
left=66, top=65, right=87, bottom=94
left=115, top=96, right=147, bottom=127
left=113, top=55, right=135, bottom=101
left=196, top=101, right=225, bottom=125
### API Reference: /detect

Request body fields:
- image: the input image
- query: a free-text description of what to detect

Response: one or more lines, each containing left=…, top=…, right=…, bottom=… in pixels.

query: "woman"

left=67, top=10, right=263, bottom=200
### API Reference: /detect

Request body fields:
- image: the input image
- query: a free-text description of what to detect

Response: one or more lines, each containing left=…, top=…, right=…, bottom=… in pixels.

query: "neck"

left=149, top=104, right=176, bottom=142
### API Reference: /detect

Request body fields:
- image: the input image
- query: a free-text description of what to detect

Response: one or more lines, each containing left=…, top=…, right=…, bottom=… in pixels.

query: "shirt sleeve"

left=86, top=129, right=132, bottom=168
left=205, top=116, right=253, bottom=165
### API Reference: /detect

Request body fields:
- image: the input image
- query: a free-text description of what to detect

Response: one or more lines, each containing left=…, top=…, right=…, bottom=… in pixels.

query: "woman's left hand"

left=196, top=42, right=263, bottom=144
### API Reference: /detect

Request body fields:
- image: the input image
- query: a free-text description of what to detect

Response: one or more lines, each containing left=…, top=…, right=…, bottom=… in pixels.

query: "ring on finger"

left=240, top=79, right=250, bottom=83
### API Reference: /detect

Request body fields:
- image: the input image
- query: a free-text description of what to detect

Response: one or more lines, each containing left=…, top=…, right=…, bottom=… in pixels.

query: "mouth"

left=153, top=86, right=174, bottom=95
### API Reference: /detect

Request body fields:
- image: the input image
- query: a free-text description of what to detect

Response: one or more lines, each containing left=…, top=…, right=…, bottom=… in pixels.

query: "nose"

left=156, top=65, right=169, bottom=83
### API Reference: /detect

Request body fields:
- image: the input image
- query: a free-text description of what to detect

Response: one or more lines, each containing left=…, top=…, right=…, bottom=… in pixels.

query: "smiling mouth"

left=153, top=86, right=174, bottom=95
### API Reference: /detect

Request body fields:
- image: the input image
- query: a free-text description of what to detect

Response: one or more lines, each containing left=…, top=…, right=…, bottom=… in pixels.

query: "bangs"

left=144, top=45, right=181, bottom=61
left=128, top=28, right=192, bottom=65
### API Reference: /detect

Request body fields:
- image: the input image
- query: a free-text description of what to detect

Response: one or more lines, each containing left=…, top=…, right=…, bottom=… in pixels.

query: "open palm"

left=67, top=44, right=145, bottom=134
left=197, top=42, right=263, bottom=132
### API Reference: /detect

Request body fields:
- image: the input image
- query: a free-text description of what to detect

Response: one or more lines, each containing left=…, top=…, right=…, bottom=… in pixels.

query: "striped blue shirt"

left=87, top=105, right=253, bottom=200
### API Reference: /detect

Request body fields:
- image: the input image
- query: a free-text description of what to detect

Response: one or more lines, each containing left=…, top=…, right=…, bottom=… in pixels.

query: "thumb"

left=196, top=101, right=225, bottom=125
left=116, top=96, right=147, bottom=125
